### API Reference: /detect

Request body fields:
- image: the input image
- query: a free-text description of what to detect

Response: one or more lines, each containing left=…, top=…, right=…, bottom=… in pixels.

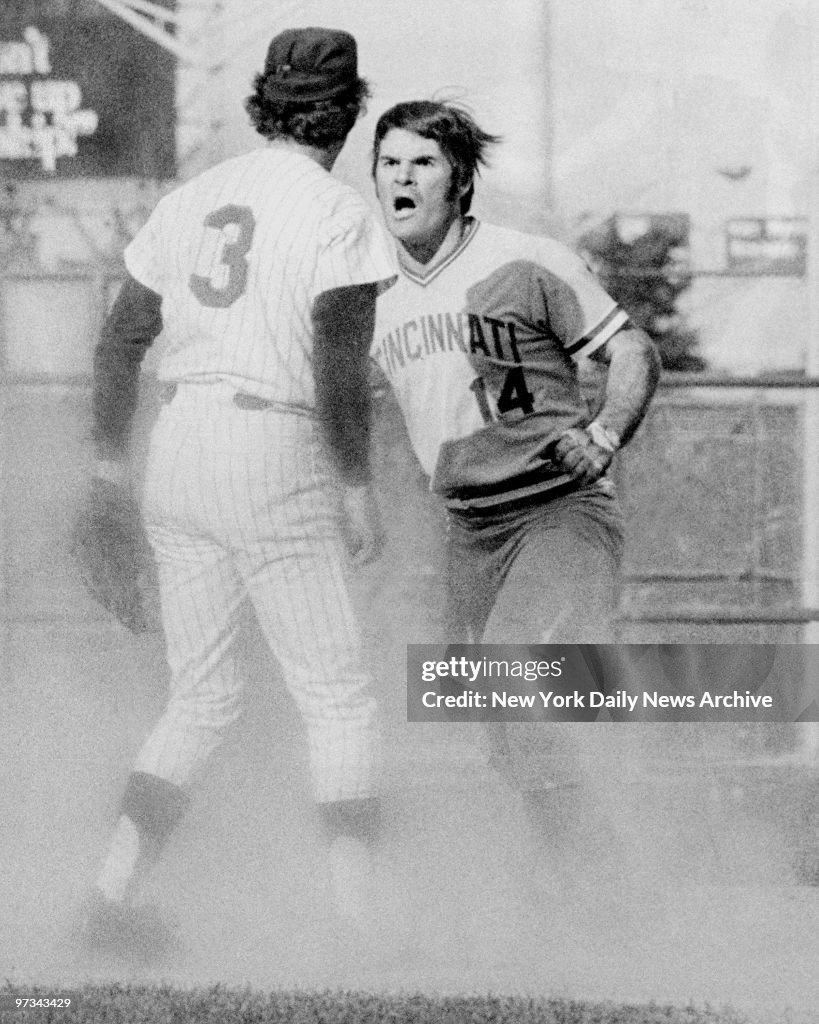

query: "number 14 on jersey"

left=469, top=366, right=535, bottom=424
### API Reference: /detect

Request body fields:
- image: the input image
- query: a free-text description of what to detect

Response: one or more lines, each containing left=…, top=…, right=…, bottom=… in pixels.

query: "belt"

left=445, top=471, right=578, bottom=516
left=158, top=381, right=284, bottom=411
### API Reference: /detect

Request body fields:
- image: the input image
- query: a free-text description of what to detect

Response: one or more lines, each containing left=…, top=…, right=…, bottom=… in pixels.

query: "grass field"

left=0, top=983, right=756, bottom=1024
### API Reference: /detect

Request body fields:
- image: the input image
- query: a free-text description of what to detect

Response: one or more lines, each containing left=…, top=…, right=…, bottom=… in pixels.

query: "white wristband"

left=586, top=421, right=621, bottom=453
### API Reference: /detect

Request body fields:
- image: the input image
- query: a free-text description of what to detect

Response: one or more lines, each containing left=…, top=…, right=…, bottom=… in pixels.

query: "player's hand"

left=340, top=484, right=385, bottom=566
left=553, top=427, right=614, bottom=486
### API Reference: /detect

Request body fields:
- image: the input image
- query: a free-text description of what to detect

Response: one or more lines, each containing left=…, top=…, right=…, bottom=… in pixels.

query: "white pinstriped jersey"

left=125, top=144, right=397, bottom=408
left=371, top=220, right=628, bottom=496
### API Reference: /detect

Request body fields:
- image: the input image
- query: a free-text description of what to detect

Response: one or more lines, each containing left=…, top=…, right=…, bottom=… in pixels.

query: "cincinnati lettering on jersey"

left=374, top=310, right=526, bottom=377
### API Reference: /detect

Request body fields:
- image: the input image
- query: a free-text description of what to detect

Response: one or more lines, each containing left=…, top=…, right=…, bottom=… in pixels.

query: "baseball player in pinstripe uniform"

left=370, top=101, right=661, bottom=879
left=79, top=28, right=397, bottom=958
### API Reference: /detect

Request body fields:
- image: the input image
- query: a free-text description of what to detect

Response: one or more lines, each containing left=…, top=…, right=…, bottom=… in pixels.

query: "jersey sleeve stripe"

left=565, top=307, right=629, bottom=357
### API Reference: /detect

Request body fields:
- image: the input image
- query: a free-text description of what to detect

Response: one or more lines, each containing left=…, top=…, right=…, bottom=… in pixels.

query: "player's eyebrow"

left=378, top=150, right=439, bottom=165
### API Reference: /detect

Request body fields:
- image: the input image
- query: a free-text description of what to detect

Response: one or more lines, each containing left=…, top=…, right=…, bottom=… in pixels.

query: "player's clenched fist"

left=553, top=424, right=617, bottom=486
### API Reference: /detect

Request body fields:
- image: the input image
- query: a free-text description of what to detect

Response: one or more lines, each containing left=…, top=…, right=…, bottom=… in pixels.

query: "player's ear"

left=457, top=172, right=473, bottom=201
left=457, top=179, right=475, bottom=215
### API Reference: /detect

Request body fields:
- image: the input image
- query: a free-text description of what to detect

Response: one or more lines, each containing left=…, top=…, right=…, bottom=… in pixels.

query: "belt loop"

left=233, top=392, right=275, bottom=411
left=158, top=382, right=178, bottom=405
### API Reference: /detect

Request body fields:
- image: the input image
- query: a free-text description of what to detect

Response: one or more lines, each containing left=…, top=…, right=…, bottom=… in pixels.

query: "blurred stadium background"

left=1, top=0, right=819, bottom=1017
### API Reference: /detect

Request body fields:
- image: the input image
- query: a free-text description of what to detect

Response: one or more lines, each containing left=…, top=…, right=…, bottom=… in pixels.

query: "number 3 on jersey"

left=189, top=204, right=256, bottom=308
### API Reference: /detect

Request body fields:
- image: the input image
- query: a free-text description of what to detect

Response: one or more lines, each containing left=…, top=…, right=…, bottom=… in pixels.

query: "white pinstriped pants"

left=134, top=380, right=378, bottom=803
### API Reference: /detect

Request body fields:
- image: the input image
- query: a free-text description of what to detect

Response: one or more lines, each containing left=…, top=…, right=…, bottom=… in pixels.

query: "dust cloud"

left=2, top=390, right=819, bottom=1021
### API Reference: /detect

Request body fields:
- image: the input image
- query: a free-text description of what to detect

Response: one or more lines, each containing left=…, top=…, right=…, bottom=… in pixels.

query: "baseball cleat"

left=74, top=888, right=175, bottom=963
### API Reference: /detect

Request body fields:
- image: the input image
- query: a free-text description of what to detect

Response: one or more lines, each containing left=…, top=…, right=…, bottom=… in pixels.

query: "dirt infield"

left=2, top=386, right=819, bottom=1020
left=3, top=613, right=819, bottom=1017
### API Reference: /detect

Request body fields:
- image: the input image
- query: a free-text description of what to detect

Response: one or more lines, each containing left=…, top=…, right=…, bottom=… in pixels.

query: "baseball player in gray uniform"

left=370, top=100, right=661, bottom=883
left=79, top=27, right=396, bottom=957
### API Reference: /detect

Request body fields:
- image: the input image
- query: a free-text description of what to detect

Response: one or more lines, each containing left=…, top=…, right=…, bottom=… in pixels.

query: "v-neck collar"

left=398, top=218, right=481, bottom=286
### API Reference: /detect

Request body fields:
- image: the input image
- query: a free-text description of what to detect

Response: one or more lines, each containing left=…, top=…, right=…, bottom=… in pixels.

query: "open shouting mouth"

left=393, top=195, right=417, bottom=217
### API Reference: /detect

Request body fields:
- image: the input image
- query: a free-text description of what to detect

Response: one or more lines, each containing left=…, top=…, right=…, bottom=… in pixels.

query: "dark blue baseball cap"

left=263, top=27, right=360, bottom=102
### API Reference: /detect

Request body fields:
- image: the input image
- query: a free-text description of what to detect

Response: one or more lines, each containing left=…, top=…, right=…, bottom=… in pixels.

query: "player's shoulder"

left=258, top=147, right=376, bottom=228
left=148, top=151, right=259, bottom=214
left=146, top=148, right=379, bottom=242
left=176, top=149, right=271, bottom=196
left=477, top=220, right=585, bottom=268
left=312, top=181, right=385, bottom=252
left=315, top=170, right=376, bottom=222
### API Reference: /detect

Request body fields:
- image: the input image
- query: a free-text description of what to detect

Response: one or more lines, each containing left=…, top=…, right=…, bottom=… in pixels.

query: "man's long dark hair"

left=246, top=77, right=371, bottom=148
left=372, top=100, right=500, bottom=212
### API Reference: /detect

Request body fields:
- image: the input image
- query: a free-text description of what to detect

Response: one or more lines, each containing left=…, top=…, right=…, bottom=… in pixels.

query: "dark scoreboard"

left=0, top=0, right=175, bottom=178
